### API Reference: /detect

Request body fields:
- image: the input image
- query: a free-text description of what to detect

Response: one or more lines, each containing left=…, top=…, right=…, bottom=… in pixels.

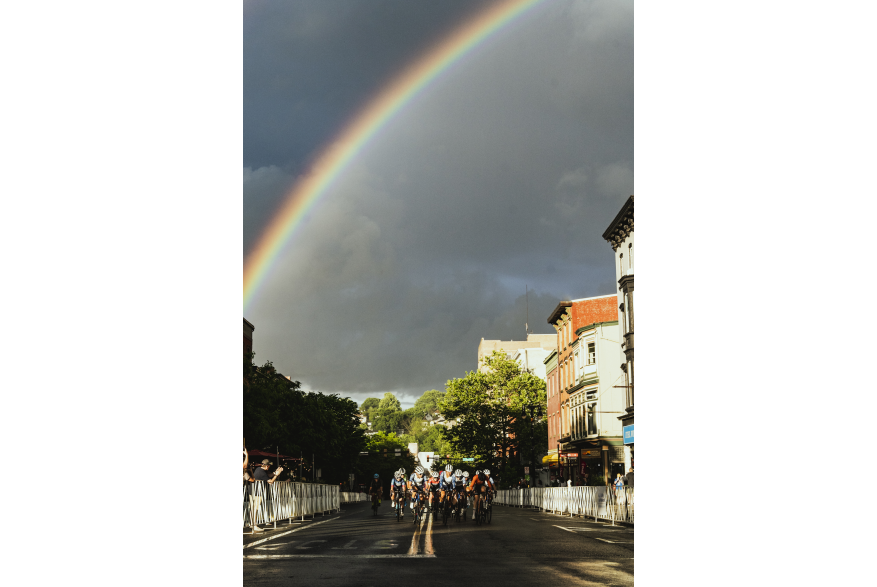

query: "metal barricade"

left=340, top=492, right=368, bottom=503
left=243, top=481, right=340, bottom=531
left=457, top=485, right=633, bottom=525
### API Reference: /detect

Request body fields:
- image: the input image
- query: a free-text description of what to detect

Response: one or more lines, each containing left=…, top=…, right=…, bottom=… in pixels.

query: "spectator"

left=625, top=466, right=634, bottom=489
left=566, top=478, right=572, bottom=488
left=250, top=458, right=284, bottom=533
left=613, top=473, right=624, bottom=499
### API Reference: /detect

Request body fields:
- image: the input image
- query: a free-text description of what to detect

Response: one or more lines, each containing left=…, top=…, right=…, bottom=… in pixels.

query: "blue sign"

left=623, top=424, right=634, bottom=445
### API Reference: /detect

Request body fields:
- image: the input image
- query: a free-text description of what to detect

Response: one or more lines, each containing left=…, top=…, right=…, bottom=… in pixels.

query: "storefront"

left=623, top=424, right=634, bottom=473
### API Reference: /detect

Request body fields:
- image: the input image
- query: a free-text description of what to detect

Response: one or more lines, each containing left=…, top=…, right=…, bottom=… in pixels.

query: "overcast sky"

left=243, top=0, right=633, bottom=409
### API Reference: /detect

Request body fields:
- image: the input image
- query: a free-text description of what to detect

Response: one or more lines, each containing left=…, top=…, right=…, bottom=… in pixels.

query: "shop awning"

left=542, top=453, right=560, bottom=464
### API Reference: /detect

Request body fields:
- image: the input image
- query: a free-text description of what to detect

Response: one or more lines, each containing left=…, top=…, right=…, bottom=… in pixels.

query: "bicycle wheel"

left=486, top=504, right=492, bottom=524
left=443, top=500, right=449, bottom=526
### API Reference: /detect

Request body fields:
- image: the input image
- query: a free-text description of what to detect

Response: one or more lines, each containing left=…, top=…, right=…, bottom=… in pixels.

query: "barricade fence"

left=494, top=486, right=634, bottom=524
left=340, top=492, right=368, bottom=503
left=243, top=481, right=340, bottom=531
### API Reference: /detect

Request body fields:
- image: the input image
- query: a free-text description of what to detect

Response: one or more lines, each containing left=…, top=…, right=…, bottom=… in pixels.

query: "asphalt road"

left=243, top=501, right=633, bottom=585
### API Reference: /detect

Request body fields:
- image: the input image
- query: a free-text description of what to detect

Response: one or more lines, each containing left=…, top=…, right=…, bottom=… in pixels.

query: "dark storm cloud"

left=244, top=0, right=633, bottom=407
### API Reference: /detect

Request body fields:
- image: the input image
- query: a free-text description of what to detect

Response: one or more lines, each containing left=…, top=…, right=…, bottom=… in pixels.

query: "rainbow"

left=244, top=0, right=545, bottom=311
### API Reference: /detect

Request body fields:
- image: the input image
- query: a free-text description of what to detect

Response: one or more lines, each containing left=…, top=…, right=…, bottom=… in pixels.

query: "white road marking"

left=242, top=516, right=339, bottom=549
left=331, top=540, right=357, bottom=550
left=296, top=540, right=327, bottom=549
left=407, top=514, right=427, bottom=555
left=594, top=537, right=633, bottom=544
left=255, top=541, right=297, bottom=551
left=554, top=525, right=578, bottom=533
left=424, top=513, right=434, bottom=556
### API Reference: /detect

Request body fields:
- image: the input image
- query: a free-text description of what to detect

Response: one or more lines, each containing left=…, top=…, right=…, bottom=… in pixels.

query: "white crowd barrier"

left=494, top=486, right=634, bottom=524
left=243, top=481, right=340, bottom=531
left=340, top=492, right=368, bottom=503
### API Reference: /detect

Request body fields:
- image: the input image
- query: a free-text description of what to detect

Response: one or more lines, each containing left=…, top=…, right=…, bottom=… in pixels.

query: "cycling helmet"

left=454, top=469, right=463, bottom=477
left=394, top=470, right=403, bottom=479
left=445, top=464, right=454, bottom=473
left=462, top=471, right=469, bottom=478
left=415, top=465, right=424, bottom=474
left=483, top=469, right=490, bottom=476
left=399, top=467, right=406, bottom=475
left=374, top=473, right=379, bottom=478
left=431, top=470, right=440, bottom=478
left=474, top=470, right=481, bottom=476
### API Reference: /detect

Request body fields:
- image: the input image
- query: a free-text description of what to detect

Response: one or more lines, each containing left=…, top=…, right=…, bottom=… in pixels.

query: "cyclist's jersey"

left=467, top=473, right=492, bottom=492
left=453, top=477, right=465, bottom=492
left=408, top=473, right=426, bottom=491
left=439, top=472, right=456, bottom=490
left=368, top=479, right=382, bottom=493
left=390, top=478, right=406, bottom=493
left=427, top=476, right=441, bottom=492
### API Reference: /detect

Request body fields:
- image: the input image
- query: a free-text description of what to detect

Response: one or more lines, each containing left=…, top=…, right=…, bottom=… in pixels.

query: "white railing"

left=340, top=492, right=368, bottom=503
left=243, top=481, right=340, bottom=531
left=494, top=486, right=634, bottom=524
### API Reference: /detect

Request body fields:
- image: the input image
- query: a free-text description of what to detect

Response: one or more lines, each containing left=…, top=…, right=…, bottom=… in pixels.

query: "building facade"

left=602, top=195, right=634, bottom=472
left=547, top=295, right=624, bottom=485
left=545, top=348, right=560, bottom=464
left=244, top=318, right=254, bottom=356
left=477, top=334, right=556, bottom=371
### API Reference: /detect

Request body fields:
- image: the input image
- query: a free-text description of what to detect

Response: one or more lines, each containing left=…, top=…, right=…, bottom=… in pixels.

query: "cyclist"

left=398, top=468, right=408, bottom=509
left=389, top=470, right=407, bottom=519
left=368, top=473, right=383, bottom=509
left=467, top=469, right=492, bottom=518
left=408, top=466, right=427, bottom=513
left=438, top=464, right=456, bottom=512
left=452, top=469, right=466, bottom=517
left=482, top=468, right=496, bottom=510
left=426, top=470, right=442, bottom=513
left=460, top=471, right=472, bottom=519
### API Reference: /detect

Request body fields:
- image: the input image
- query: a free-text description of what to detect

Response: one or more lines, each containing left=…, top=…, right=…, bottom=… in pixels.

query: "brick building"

left=244, top=318, right=254, bottom=355
left=545, top=294, right=624, bottom=485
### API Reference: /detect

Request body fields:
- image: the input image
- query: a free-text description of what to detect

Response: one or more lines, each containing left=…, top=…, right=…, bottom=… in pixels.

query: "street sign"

left=524, top=467, right=529, bottom=474
left=623, top=424, right=634, bottom=445
left=462, top=458, right=474, bottom=462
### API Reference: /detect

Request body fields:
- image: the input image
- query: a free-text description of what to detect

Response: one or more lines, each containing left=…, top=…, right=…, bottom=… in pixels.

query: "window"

left=588, top=342, right=595, bottom=365
left=587, top=403, right=597, bottom=436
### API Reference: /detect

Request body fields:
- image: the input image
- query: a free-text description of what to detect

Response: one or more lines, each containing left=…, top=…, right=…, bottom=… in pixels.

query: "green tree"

left=439, top=350, right=547, bottom=487
left=359, top=397, right=381, bottom=423
left=243, top=352, right=366, bottom=485
left=411, top=389, right=445, bottom=419
left=354, top=431, right=417, bottom=488
left=378, top=392, right=401, bottom=411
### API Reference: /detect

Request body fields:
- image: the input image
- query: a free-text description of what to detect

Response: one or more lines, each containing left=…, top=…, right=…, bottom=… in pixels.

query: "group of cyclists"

left=368, top=464, right=497, bottom=525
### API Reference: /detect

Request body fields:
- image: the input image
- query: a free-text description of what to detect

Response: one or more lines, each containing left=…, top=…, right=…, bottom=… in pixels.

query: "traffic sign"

left=524, top=467, right=529, bottom=474
left=623, top=424, right=634, bottom=445
left=462, top=458, right=474, bottom=462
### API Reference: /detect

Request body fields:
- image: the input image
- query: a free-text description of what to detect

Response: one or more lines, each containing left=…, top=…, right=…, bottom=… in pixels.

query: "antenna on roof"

left=525, top=285, right=532, bottom=336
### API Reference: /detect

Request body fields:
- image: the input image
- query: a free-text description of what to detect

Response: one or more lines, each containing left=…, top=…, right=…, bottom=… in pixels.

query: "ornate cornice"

left=602, top=195, right=634, bottom=251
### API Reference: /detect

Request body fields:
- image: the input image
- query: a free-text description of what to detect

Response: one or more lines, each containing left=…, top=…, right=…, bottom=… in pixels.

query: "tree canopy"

left=243, top=352, right=366, bottom=485
left=438, top=350, right=547, bottom=487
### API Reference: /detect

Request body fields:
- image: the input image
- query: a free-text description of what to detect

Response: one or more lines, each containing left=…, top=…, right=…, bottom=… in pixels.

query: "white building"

left=478, top=334, right=556, bottom=376
left=602, top=195, right=634, bottom=473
